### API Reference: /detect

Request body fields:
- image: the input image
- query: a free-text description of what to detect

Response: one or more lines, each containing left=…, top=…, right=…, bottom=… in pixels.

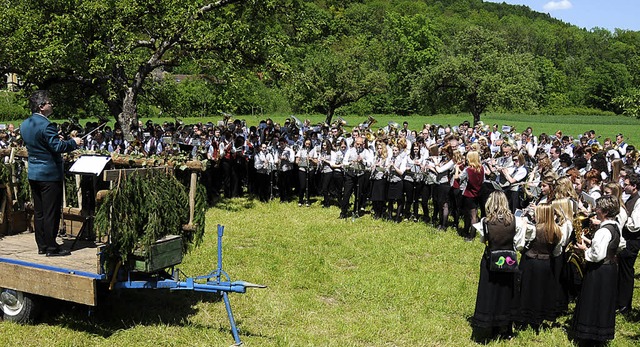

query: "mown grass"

left=1, top=198, right=639, bottom=346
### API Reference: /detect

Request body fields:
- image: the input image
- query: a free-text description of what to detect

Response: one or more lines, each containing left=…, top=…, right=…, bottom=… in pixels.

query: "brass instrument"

left=565, top=211, right=596, bottom=279
left=222, top=112, right=233, bottom=127
left=361, top=115, right=377, bottom=130
left=388, top=121, right=399, bottom=134
left=291, top=115, right=304, bottom=129
left=333, top=116, right=348, bottom=128
left=364, top=131, right=376, bottom=142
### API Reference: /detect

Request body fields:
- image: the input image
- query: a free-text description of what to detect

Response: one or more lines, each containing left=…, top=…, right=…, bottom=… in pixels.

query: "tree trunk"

left=324, top=108, right=335, bottom=127
left=472, top=111, right=481, bottom=127
left=117, top=88, right=139, bottom=141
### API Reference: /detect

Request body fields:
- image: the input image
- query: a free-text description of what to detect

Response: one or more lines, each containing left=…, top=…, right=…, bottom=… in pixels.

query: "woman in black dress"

left=386, top=145, right=406, bottom=222
left=571, top=195, right=623, bottom=345
left=471, top=191, right=524, bottom=342
left=370, top=141, right=388, bottom=219
left=317, top=139, right=334, bottom=207
left=516, top=203, right=563, bottom=331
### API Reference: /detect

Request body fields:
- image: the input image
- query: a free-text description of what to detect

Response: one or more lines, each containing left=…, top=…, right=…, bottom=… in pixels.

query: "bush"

left=0, top=91, right=28, bottom=121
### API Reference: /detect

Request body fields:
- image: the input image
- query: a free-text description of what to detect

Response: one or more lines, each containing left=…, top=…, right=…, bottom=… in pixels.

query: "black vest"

left=623, top=193, right=640, bottom=240
left=602, top=223, right=621, bottom=264
left=485, top=216, right=516, bottom=251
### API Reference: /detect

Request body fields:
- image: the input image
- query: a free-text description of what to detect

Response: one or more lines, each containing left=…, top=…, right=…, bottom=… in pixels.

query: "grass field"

left=1, top=198, right=639, bottom=346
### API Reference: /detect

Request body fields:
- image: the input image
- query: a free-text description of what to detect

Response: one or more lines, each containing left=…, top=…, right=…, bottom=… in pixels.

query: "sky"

left=484, top=0, right=640, bottom=32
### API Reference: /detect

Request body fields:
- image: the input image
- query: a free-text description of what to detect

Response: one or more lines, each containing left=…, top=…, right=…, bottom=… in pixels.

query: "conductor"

left=21, top=90, right=83, bottom=256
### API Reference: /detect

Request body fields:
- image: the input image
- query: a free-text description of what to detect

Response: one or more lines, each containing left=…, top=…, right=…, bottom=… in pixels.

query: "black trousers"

left=617, top=238, right=640, bottom=309
left=340, top=173, right=366, bottom=215
left=29, top=180, right=63, bottom=252
left=298, top=170, right=311, bottom=204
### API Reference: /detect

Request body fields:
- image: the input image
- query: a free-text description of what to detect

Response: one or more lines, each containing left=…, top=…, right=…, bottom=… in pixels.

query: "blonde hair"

left=485, top=191, right=513, bottom=226
left=552, top=197, right=574, bottom=224
left=452, top=150, right=464, bottom=165
left=466, top=150, right=482, bottom=171
left=397, top=138, right=407, bottom=150
left=376, top=141, right=388, bottom=159
left=535, top=203, right=562, bottom=244
left=611, top=159, right=623, bottom=183
left=604, top=181, right=625, bottom=212
left=554, top=176, right=578, bottom=200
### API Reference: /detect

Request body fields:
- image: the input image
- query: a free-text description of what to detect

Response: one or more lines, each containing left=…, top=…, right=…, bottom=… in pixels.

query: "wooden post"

left=188, top=171, right=197, bottom=226
left=9, top=148, right=18, bottom=203
left=76, top=174, right=82, bottom=209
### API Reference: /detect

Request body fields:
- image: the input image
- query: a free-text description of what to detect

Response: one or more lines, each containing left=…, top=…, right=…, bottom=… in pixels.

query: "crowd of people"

left=2, top=113, right=638, bottom=343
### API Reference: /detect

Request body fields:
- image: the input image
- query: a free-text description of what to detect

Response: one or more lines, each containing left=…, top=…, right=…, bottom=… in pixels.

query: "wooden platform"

left=0, top=232, right=105, bottom=306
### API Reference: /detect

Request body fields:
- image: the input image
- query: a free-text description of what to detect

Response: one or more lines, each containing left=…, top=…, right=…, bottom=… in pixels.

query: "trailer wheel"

left=0, top=288, right=39, bottom=323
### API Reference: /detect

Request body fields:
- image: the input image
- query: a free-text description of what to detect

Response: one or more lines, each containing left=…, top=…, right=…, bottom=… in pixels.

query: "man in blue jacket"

left=21, top=90, right=83, bottom=256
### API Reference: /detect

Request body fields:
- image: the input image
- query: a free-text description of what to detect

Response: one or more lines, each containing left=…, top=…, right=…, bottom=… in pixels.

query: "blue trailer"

left=0, top=224, right=264, bottom=346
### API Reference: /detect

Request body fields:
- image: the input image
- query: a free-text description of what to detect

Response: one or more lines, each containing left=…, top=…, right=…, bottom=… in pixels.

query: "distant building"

left=3, top=73, right=20, bottom=91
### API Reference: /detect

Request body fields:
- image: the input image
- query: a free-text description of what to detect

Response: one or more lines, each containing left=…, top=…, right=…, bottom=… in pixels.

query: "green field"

left=1, top=199, right=639, bottom=346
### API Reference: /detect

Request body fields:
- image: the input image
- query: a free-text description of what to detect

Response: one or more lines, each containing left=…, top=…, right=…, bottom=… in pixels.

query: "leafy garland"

left=64, top=174, right=79, bottom=207
left=95, top=169, right=206, bottom=265
left=0, top=162, right=10, bottom=185
left=0, top=161, right=30, bottom=206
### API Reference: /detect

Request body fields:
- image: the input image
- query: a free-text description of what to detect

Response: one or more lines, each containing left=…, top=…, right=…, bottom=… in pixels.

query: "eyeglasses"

left=41, top=101, right=53, bottom=107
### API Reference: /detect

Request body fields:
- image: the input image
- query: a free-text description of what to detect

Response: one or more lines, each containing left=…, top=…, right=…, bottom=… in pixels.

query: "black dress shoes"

left=46, top=249, right=71, bottom=257
left=38, top=248, right=46, bottom=255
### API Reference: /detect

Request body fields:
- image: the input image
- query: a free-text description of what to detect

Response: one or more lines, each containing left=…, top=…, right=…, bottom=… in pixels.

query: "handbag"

left=489, top=249, right=519, bottom=272
left=484, top=220, right=519, bottom=272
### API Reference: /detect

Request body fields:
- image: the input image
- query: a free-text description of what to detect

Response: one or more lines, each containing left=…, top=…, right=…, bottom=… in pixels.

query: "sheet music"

left=581, top=191, right=597, bottom=208
left=69, top=155, right=111, bottom=175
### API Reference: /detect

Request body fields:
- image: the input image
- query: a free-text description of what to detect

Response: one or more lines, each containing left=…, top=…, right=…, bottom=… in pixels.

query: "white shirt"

left=585, top=220, right=625, bottom=262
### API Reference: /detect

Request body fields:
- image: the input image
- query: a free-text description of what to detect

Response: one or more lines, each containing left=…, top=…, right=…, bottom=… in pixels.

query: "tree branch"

left=197, top=0, right=243, bottom=19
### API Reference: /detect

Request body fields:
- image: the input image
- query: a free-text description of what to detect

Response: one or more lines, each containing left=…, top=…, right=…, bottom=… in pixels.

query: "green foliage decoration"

left=94, top=169, right=205, bottom=265
left=191, top=183, right=207, bottom=252
left=16, top=162, right=30, bottom=205
left=64, top=172, right=78, bottom=208
left=0, top=160, right=31, bottom=208
left=0, top=162, right=10, bottom=185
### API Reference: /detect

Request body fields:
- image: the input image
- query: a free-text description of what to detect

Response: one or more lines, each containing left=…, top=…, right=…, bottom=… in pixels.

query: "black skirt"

left=472, top=252, right=518, bottom=329
left=370, top=179, right=387, bottom=202
left=551, top=253, right=568, bottom=314
left=433, top=183, right=451, bottom=207
left=387, top=181, right=403, bottom=200
left=517, top=255, right=560, bottom=326
left=571, top=262, right=618, bottom=342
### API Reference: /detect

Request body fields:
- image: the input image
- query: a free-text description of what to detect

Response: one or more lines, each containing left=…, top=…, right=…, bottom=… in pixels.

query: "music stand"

left=68, top=155, right=111, bottom=250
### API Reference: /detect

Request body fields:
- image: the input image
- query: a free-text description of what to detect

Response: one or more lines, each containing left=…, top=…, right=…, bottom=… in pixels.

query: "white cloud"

left=543, top=0, right=573, bottom=11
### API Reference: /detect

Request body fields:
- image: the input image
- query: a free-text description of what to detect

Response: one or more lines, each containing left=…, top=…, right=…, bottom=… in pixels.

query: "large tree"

left=0, top=0, right=287, bottom=136
left=286, top=37, right=388, bottom=125
left=419, top=26, right=541, bottom=124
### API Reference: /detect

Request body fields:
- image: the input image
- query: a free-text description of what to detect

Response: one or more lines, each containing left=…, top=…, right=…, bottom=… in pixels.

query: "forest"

left=1, top=0, right=639, bottom=128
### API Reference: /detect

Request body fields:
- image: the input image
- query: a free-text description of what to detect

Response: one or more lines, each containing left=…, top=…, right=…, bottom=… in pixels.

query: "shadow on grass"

left=210, top=196, right=257, bottom=212
left=37, top=289, right=231, bottom=338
